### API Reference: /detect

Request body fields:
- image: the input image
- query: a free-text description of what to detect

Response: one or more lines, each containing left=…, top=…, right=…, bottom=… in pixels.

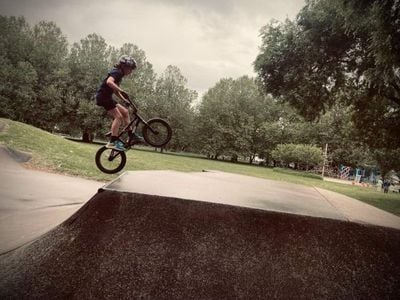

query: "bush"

left=272, top=144, right=323, bottom=170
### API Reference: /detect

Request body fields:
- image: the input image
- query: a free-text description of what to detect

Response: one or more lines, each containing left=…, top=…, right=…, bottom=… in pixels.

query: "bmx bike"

left=95, top=91, right=172, bottom=174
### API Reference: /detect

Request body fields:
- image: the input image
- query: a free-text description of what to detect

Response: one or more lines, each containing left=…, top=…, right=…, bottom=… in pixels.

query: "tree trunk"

left=82, top=131, right=93, bottom=143
left=231, top=154, right=238, bottom=163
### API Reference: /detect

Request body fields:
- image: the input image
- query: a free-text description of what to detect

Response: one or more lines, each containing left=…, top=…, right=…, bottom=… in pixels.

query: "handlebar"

left=116, top=91, right=138, bottom=111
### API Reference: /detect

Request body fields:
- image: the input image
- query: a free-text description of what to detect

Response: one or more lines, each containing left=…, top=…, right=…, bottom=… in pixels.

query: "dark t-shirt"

left=96, top=67, right=124, bottom=99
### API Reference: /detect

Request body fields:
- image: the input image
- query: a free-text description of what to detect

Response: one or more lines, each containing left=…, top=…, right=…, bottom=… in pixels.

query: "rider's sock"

left=127, top=129, right=133, bottom=137
left=110, top=136, right=118, bottom=143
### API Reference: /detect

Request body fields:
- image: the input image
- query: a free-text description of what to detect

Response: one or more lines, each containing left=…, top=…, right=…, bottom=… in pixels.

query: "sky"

left=0, top=0, right=305, bottom=97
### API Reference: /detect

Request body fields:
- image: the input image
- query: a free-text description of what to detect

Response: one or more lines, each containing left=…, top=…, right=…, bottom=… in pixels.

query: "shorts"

left=95, top=93, right=117, bottom=111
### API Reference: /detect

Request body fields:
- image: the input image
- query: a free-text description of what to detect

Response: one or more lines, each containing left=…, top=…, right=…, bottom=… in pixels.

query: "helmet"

left=119, top=55, right=137, bottom=69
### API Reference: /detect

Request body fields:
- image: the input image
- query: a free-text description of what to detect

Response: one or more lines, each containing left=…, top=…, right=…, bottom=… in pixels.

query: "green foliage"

left=0, top=16, right=68, bottom=131
left=0, top=16, right=32, bottom=63
left=271, top=144, right=323, bottom=170
left=0, top=14, right=199, bottom=146
left=0, top=58, right=37, bottom=122
left=151, top=65, right=197, bottom=151
left=64, top=33, right=111, bottom=139
left=373, top=148, right=400, bottom=179
left=30, top=21, right=68, bottom=81
left=196, top=76, right=275, bottom=161
left=114, top=43, right=157, bottom=108
left=255, top=0, right=400, bottom=151
left=0, top=11, right=398, bottom=175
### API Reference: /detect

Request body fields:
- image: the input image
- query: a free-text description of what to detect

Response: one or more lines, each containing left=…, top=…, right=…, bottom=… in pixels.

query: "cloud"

left=0, top=0, right=305, bottom=96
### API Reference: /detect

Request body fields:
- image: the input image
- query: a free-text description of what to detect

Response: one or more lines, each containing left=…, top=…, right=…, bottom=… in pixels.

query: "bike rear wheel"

left=95, top=146, right=127, bottom=174
left=143, top=118, right=172, bottom=148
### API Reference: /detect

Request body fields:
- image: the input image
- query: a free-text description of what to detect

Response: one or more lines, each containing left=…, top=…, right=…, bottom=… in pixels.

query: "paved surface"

left=105, top=170, right=400, bottom=230
left=0, top=146, right=103, bottom=253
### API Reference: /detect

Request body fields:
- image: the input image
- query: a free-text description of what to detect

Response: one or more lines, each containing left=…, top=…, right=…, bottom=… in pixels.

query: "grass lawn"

left=1, top=118, right=400, bottom=216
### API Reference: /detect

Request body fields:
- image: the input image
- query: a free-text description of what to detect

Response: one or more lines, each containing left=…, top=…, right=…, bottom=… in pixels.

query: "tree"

left=28, top=21, right=69, bottom=131
left=197, top=76, right=275, bottom=161
left=373, top=148, right=400, bottom=179
left=0, top=59, right=37, bottom=122
left=271, top=144, right=323, bottom=170
left=0, top=16, right=32, bottom=64
left=255, top=0, right=400, bottom=151
left=0, top=16, right=37, bottom=123
left=112, top=43, right=157, bottom=111
left=64, top=33, right=111, bottom=141
left=0, top=17, right=70, bottom=131
left=151, top=65, right=197, bottom=151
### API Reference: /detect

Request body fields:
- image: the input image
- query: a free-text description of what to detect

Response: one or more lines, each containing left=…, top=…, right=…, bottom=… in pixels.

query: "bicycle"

left=95, top=91, right=172, bottom=174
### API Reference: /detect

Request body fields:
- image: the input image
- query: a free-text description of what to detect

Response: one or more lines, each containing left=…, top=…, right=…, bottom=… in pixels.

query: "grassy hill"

left=1, top=118, right=399, bottom=215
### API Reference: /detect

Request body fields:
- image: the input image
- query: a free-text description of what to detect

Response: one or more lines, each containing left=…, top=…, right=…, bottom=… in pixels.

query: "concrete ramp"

left=1, top=171, right=400, bottom=299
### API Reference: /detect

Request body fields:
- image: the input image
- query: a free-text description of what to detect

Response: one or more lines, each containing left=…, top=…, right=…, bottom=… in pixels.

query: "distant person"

left=383, top=180, right=390, bottom=194
left=95, top=55, right=142, bottom=151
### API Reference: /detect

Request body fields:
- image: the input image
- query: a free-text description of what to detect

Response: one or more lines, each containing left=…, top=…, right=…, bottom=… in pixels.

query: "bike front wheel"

left=143, top=118, right=172, bottom=148
left=95, top=146, right=127, bottom=174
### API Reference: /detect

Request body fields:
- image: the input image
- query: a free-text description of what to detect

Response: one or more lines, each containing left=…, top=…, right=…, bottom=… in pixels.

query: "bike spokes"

left=143, top=118, right=172, bottom=147
left=108, top=150, right=120, bottom=161
left=95, top=147, right=127, bottom=174
left=101, top=149, right=122, bottom=168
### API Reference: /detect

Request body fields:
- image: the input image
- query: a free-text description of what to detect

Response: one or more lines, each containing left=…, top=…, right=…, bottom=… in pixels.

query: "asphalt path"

left=0, top=146, right=103, bottom=253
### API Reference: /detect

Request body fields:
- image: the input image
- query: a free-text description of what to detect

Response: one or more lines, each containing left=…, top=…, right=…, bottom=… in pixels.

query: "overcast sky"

left=0, top=0, right=305, bottom=97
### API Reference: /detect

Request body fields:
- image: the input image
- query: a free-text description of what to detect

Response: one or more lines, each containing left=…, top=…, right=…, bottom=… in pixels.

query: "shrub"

left=272, top=144, right=323, bottom=170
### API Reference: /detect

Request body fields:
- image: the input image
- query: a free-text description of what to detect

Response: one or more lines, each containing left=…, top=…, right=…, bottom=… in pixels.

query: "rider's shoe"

left=106, top=140, right=126, bottom=151
left=128, top=132, right=144, bottom=145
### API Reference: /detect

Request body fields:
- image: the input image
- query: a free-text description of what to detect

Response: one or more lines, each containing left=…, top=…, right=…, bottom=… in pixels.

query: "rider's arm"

left=106, top=76, right=124, bottom=93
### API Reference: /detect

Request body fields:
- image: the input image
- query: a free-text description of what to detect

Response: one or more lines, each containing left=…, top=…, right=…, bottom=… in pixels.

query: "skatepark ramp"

left=1, top=171, right=400, bottom=299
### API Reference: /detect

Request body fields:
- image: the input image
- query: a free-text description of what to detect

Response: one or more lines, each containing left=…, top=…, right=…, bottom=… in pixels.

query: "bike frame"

left=97, top=92, right=172, bottom=173
left=115, top=93, right=155, bottom=147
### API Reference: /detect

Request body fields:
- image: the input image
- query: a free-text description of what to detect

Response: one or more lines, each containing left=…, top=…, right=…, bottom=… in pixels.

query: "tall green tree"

left=0, top=17, right=70, bottom=132
left=28, top=21, right=69, bottom=131
left=254, top=0, right=400, bottom=151
left=64, top=33, right=111, bottom=141
left=197, top=76, right=275, bottom=161
left=254, top=0, right=400, bottom=175
left=0, top=16, right=32, bottom=64
left=0, top=59, right=37, bottom=122
left=151, top=65, right=197, bottom=151
left=0, top=16, right=36, bottom=123
left=271, top=144, right=323, bottom=170
left=111, top=43, right=157, bottom=112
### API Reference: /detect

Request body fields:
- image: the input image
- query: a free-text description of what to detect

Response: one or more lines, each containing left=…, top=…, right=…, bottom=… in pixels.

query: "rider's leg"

left=106, top=108, right=126, bottom=150
left=115, top=103, right=143, bottom=143
left=108, top=107, right=124, bottom=137
left=116, top=104, right=130, bottom=130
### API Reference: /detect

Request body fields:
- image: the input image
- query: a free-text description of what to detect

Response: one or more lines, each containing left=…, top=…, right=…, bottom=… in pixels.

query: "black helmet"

left=119, top=55, right=137, bottom=69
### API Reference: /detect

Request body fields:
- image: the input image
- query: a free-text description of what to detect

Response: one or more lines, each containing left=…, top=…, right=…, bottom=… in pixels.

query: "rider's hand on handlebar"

left=118, top=90, right=130, bottom=100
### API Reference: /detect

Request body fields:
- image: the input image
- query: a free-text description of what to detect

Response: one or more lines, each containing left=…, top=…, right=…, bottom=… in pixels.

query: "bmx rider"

left=95, top=55, right=143, bottom=151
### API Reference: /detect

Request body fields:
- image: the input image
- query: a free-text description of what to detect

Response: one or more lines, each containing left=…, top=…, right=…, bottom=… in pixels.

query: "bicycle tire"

left=95, top=146, right=127, bottom=174
left=143, top=118, right=172, bottom=148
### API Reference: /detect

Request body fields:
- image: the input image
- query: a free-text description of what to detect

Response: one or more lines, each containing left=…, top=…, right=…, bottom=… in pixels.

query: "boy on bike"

left=95, top=55, right=143, bottom=151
